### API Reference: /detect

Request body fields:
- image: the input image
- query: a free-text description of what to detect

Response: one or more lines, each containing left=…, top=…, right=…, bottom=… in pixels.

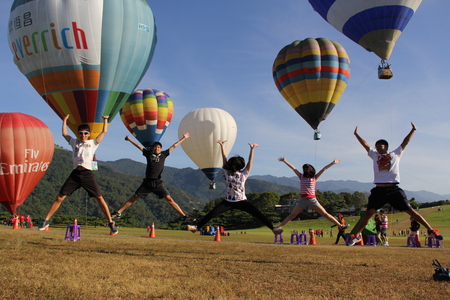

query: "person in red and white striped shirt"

left=272, top=157, right=348, bottom=235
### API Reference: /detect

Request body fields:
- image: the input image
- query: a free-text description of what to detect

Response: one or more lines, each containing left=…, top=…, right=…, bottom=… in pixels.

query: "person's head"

left=226, top=156, right=246, bottom=172
left=302, top=164, right=316, bottom=178
left=375, top=139, right=389, bottom=154
left=379, top=209, right=385, bottom=215
left=151, top=142, right=163, bottom=154
left=77, top=124, right=91, bottom=141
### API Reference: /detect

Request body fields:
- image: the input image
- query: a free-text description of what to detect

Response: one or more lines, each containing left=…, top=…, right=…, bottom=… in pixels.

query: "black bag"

left=432, top=259, right=450, bottom=282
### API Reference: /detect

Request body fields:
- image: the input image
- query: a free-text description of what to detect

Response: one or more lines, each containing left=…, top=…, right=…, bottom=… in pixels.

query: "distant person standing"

left=39, top=115, right=118, bottom=235
left=378, top=209, right=389, bottom=246
left=410, top=216, right=421, bottom=247
left=348, top=123, right=443, bottom=246
left=273, top=158, right=348, bottom=234
left=332, top=214, right=347, bottom=244
left=111, top=134, right=195, bottom=222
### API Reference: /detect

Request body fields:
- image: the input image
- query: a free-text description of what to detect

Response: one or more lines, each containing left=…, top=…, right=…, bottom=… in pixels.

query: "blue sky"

left=2, top=1, right=450, bottom=195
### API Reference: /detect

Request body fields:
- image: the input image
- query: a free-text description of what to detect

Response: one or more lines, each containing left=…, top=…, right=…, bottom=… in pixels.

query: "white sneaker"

left=347, top=236, right=361, bottom=246
left=187, top=225, right=197, bottom=233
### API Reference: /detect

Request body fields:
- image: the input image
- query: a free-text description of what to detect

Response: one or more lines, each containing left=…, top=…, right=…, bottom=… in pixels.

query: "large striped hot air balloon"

left=178, top=108, right=237, bottom=186
left=308, top=0, right=422, bottom=61
left=120, top=89, right=174, bottom=147
left=272, top=38, right=350, bottom=134
left=7, top=0, right=157, bottom=139
left=0, top=113, right=54, bottom=214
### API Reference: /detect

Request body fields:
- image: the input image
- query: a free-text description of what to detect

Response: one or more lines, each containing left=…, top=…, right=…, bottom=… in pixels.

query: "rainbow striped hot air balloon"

left=308, top=0, right=422, bottom=61
left=272, top=38, right=350, bottom=134
left=8, top=0, right=157, bottom=139
left=120, top=89, right=174, bottom=147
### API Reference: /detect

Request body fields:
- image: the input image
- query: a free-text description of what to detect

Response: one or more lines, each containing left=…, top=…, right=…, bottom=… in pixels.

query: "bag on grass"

left=432, top=259, right=450, bottom=282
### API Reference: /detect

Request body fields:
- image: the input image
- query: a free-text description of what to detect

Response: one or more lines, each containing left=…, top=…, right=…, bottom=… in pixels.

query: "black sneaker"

left=111, top=211, right=121, bottom=219
left=428, top=229, right=444, bottom=240
left=182, top=215, right=196, bottom=223
left=109, top=222, right=118, bottom=235
left=38, top=220, right=49, bottom=231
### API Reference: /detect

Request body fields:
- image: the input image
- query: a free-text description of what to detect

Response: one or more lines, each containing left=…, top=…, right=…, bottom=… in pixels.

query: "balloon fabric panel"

left=308, top=0, right=422, bottom=60
left=273, top=38, right=350, bottom=130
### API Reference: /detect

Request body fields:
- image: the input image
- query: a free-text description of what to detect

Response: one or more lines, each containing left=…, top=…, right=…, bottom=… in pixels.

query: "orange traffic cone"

left=74, top=219, right=78, bottom=225
left=13, top=218, right=19, bottom=230
left=355, top=234, right=364, bottom=246
left=309, top=229, right=316, bottom=245
left=149, top=223, right=156, bottom=238
left=214, top=228, right=221, bottom=242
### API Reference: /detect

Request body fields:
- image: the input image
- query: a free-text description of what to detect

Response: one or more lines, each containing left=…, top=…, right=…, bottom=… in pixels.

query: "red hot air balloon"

left=0, top=113, right=54, bottom=214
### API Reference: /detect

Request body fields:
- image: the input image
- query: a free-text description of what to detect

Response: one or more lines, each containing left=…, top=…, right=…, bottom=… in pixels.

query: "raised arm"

left=278, top=157, right=302, bottom=178
left=354, top=126, right=370, bottom=153
left=169, top=132, right=190, bottom=153
left=400, top=122, right=417, bottom=150
left=245, top=143, right=259, bottom=173
left=62, top=114, right=71, bottom=142
left=316, top=158, right=340, bottom=179
left=217, top=140, right=229, bottom=169
left=125, top=135, right=144, bottom=151
left=95, top=116, right=109, bottom=144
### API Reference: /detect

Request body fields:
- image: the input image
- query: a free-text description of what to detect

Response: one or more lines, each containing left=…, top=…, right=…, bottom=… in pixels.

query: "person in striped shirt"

left=272, top=157, right=348, bottom=234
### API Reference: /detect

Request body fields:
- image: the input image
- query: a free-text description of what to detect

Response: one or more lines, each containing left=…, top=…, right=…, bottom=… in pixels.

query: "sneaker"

left=109, top=222, right=118, bottom=235
left=272, top=227, right=283, bottom=235
left=384, top=242, right=389, bottom=246
left=346, top=236, right=361, bottom=246
left=38, top=220, right=49, bottom=231
left=428, top=229, right=444, bottom=240
left=182, top=215, right=197, bottom=223
left=187, top=225, right=197, bottom=233
left=340, top=224, right=349, bottom=230
left=110, top=211, right=121, bottom=219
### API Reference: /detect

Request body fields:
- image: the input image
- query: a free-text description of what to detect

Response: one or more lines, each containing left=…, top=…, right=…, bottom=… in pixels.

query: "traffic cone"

left=13, top=218, right=19, bottom=230
left=74, top=219, right=78, bottom=225
left=356, top=234, right=364, bottom=246
left=149, top=223, right=156, bottom=238
left=214, top=228, right=221, bottom=242
left=309, top=229, right=316, bottom=245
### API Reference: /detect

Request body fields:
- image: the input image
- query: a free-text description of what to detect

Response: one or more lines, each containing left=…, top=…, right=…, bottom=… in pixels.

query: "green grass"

left=0, top=205, right=449, bottom=299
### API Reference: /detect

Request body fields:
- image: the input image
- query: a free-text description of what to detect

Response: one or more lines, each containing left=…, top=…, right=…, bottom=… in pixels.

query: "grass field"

left=1, top=206, right=449, bottom=299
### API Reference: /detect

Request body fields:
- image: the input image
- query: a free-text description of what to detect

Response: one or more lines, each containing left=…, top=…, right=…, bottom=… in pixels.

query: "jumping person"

left=347, top=123, right=443, bottom=246
left=39, top=115, right=118, bottom=234
left=110, top=134, right=195, bottom=222
left=273, top=158, right=348, bottom=234
left=188, top=140, right=275, bottom=233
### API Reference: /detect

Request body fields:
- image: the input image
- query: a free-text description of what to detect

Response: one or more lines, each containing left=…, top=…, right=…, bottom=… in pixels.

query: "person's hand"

left=248, top=143, right=259, bottom=149
left=217, top=140, right=226, bottom=145
left=278, top=157, right=286, bottom=162
left=125, top=135, right=130, bottom=141
left=354, top=126, right=359, bottom=135
left=182, top=132, right=190, bottom=139
left=411, top=122, right=417, bottom=130
left=101, top=115, right=109, bottom=120
left=333, top=158, right=341, bottom=164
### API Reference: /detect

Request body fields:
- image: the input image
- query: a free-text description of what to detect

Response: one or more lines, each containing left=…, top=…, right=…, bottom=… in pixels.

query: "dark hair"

left=225, top=156, right=245, bottom=172
left=302, top=164, right=316, bottom=178
left=77, top=124, right=90, bottom=132
left=152, top=142, right=162, bottom=148
left=375, top=139, right=389, bottom=148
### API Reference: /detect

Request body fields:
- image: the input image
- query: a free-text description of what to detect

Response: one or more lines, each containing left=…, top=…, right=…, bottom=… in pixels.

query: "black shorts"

left=135, top=179, right=169, bottom=199
left=367, top=185, right=412, bottom=212
left=59, top=169, right=102, bottom=198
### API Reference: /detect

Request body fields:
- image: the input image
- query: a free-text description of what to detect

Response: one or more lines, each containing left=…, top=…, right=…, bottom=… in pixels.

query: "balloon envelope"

left=0, top=113, right=54, bottom=214
left=8, top=0, right=157, bottom=138
left=273, top=38, right=350, bottom=130
left=308, top=0, right=422, bottom=60
left=120, top=89, right=174, bottom=148
left=178, top=108, right=237, bottom=182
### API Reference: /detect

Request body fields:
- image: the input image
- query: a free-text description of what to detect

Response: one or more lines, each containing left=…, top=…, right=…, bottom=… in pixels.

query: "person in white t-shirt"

left=38, top=114, right=118, bottom=235
left=188, top=140, right=275, bottom=233
left=347, top=123, right=443, bottom=246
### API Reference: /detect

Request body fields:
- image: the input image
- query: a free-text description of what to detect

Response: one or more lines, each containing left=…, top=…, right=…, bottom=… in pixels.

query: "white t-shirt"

left=224, top=169, right=249, bottom=202
left=69, top=137, right=99, bottom=170
left=368, top=146, right=402, bottom=184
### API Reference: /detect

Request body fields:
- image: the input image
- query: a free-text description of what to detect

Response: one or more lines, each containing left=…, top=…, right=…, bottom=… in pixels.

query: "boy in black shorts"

left=111, top=133, right=195, bottom=222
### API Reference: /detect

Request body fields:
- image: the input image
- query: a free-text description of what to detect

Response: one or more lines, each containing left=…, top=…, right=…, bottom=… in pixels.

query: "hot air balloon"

left=272, top=38, right=350, bottom=138
left=308, top=0, right=421, bottom=79
left=0, top=113, right=54, bottom=214
left=8, top=0, right=157, bottom=139
left=178, top=108, right=237, bottom=188
left=120, top=89, right=174, bottom=147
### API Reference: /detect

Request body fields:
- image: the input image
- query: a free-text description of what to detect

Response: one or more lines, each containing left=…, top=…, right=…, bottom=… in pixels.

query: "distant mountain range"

left=250, top=175, right=450, bottom=203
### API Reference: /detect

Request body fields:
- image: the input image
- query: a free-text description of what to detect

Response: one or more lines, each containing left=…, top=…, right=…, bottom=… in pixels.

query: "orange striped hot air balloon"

left=272, top=38, right=350, bottom=138
left=120, top=89, right=174, bottom=148
left=0, top=113, right=54, bottom=214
